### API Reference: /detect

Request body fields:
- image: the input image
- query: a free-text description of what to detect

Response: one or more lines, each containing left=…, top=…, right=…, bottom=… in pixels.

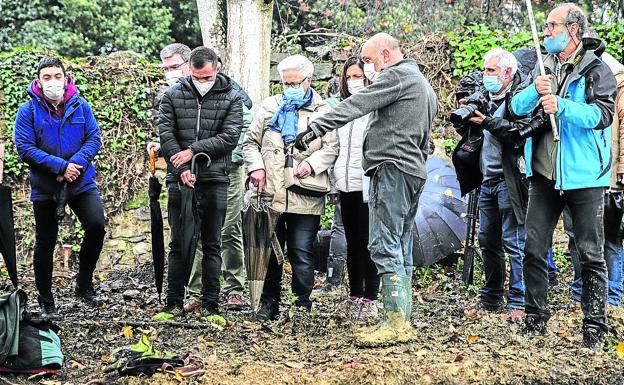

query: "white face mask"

left=165, top=70, right=183, bottom=86
left=42, top=79, right=65, bottom=101
left=363, top=63, right=379, bottom=82
left=347, top=79, right=366, bottom=95
left=193, top=79, right=215, bottom=96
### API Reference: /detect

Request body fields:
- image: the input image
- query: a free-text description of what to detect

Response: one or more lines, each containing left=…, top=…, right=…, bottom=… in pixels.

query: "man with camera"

left=510, top=4, right=616, bottom=350
left=454, top=49, right=529, bottom=315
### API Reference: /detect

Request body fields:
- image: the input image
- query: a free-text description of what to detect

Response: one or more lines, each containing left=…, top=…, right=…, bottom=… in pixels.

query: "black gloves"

left=294, top=128, right=318, bottom=151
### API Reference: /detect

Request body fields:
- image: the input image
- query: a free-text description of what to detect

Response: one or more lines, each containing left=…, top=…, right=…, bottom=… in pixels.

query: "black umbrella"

left=149, top=149, right=165, bottom=302
left=178, top=153, right=211, bottom=285
left=413, top=156, right=468, bottom=267
left=0, top=143, right=18, bottom=287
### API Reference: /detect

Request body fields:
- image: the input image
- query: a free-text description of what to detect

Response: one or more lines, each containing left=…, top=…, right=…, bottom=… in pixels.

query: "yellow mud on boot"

left=355, top=273, right=416, bottom=347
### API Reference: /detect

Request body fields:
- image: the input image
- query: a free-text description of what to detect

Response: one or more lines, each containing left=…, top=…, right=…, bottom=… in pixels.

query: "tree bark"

left=225, top=0, right=274, bottom=111
left=196, top=0, right=227, bottom=56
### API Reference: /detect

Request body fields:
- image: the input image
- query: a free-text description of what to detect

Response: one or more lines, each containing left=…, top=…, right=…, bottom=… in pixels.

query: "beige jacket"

left=610, top=70, right=624, bottom=190
left=243, top=90, right=338, bottom=215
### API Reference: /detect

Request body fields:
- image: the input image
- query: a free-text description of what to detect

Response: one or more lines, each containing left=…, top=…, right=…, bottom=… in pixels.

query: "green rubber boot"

left=401, top=273, right=413, bottom=322
left=355, top=273, right=416, bottom=347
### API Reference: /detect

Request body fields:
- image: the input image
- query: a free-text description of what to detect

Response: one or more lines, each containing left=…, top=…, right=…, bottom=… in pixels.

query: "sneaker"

left=582, top=326, right=603, bottom=352
left=38, top=295, right=57, bottom=318
left=357, top=298, right=379, bottom=321
left=200, top=301, right=220, bottom=317
left=256, top=298, right=279, bottom=322
left=75, top=282, right=101, bottom=307
left=522, top=314, right=547, bottom=337
left=225, top=294, right=247, bottom=311
left=183, top=298, right=201, bottom=313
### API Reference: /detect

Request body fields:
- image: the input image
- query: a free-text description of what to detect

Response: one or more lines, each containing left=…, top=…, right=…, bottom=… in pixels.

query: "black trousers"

left=262, top=213, right=320, bottom=308
left=33, top=188, right=106, bottom=298
left=340, top=191, right=379, bottom=300
left=524, top=174, right=607, bottom=331
left=166, top=181, right=228, bottom=305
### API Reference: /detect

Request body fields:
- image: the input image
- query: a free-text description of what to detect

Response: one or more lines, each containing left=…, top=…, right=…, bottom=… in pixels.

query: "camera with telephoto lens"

left=450, top=90, right=491, bottom=127
left=513, top=109, right=551, bottom=140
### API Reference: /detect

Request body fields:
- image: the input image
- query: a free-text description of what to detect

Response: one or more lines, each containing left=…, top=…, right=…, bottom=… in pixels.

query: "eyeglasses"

left=542, top=22, right=567, bottom=33
left=282, top=79, right=306, bottom=89
left=162, top=61, right=188, bottom=72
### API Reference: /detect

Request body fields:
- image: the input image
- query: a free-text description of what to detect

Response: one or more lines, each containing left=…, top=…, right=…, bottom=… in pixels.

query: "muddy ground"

left=1, top=249, right=623, bottom=385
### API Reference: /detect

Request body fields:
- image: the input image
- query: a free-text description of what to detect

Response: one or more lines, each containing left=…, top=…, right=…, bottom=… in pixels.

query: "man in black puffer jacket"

left=158, top=46, right=243, bottom=316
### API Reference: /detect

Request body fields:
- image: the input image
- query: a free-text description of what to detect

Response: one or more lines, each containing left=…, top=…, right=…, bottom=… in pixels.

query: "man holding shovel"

left=14, top=56, right=106, bottom=317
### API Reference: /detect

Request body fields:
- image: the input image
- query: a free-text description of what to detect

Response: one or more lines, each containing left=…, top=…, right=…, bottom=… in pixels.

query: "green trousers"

left=188, top=164, right=245, bottom=299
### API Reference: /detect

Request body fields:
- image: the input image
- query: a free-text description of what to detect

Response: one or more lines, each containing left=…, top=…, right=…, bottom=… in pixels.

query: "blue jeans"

left=478, top=179, right=526, bottom=309
left=547, top=248, right=558, bottom=280
left=568, top=198, right=624, bottom=307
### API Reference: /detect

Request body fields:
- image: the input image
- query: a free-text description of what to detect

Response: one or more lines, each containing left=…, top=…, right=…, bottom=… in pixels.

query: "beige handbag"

left=283, top=146, right=330, bottom=197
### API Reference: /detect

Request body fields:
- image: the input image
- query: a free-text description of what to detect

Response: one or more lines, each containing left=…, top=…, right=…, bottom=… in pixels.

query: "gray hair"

left=277, top=54, right=314, bottom=79
left=484, top=48, right=518, bottom=76
left=559, top=3, right=586, bottom=39
left=160, top=43, right=191, bottom=63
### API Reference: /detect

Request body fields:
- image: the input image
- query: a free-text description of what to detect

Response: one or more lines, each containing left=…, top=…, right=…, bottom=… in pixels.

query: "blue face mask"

left=544, top=30, right=571, bottom=54
left=483, top=75, right=503, bottom=94
left=283, top=84, right=305, bottom=100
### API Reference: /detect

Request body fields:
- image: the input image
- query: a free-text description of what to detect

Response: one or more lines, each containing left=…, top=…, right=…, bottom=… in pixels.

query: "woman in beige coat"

left=243, top=55, right=338, bottom=320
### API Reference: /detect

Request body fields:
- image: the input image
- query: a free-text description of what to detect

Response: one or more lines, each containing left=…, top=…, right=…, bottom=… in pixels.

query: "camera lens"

left=450, top=104, right=477, bottom=126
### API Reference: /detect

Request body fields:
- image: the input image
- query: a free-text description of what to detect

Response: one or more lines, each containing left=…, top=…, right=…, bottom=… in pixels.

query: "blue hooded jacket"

left=511, top=37, right=617, bottom=190
left=14, top=77, right=102, bottom=201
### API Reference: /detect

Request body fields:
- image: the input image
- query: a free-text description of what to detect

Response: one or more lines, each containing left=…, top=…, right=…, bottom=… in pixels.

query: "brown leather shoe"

left=183, top=298, right=201, bottom=313
left=225, top=294, right=248, bottom=311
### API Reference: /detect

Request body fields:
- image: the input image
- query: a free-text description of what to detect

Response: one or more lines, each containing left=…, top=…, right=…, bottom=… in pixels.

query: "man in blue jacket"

left=510, top=4, right=616, bottom=350
left=14, top=56, right=105, bottom=317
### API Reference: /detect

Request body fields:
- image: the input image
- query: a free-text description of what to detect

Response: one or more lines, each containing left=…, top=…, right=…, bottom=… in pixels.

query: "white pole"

left=525, top=0, right=560, bottom=142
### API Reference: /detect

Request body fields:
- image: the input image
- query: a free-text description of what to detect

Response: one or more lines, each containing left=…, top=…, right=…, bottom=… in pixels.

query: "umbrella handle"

left=149, top=148, right=157, bottom=176
left=244, top=176, right=262, bottom=206
left=191, top=153, right=212, bottom=176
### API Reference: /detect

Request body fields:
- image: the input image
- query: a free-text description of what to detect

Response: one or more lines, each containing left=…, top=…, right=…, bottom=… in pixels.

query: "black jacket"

left=453, top=72, right=530, bottom=224
left=158, top=73, right=243, bottom=183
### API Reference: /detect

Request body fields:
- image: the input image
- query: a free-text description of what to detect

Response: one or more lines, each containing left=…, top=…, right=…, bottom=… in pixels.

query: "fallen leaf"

left=101, top=354, right=110, bottom=362
left=205, top=315, right=227, bottom=326
left=99, top=272, right=108, bottom=282
left=175, top=370, right=184, bottom=382
left=152, top=312, right=174, bottom=321
left=285, top=361, right=304, bottom=369
left=616, top=342, right=624, bottom=360
left=454, top=354, right=464, bottom=362
left=467, top=335, right=478, bottom=344
left=464, top=308, right=478, bottom=320
left=122, top=325, right=133, bottom=339
left=343, top=361, right=359, bottom=369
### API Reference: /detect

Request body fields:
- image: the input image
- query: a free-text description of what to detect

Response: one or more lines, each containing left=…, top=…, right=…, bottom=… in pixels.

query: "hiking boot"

left=256, top=297, right=279, bottom=322
left=183, top=298, right=201, bottom=313
left=225, top=294, right=247, bottom=311
left=75, top=282, right=101, bottom=307
left=161, top=302, right=184, bottom=318
left=522, top=314, right=547, bottom=337
left=38, top=295, right=57, bottom=318
left=200, top=301, right=220, bottom=317
left=582, top=325, right=603, bottom=352
left=355, top=273, right=416, bottom=347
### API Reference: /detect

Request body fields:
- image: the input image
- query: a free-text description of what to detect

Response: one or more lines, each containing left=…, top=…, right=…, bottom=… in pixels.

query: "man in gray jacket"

left=295, top=33, right=438, bottom=346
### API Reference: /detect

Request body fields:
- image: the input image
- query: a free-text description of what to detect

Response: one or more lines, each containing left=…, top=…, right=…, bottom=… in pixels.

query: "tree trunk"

left=196, top=0, right=227, bottom=56
left=225, top=0, right=274, bottom=111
